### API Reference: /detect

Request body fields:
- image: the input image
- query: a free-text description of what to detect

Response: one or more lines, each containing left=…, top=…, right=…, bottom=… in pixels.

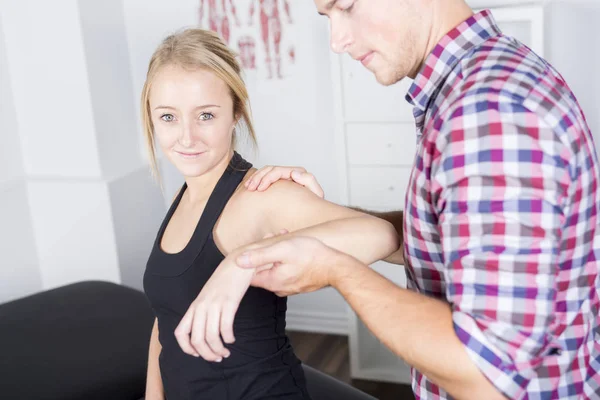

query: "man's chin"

left=374, top=68, right=406, bottom=86
left=373, top=71, right=396, bottom=86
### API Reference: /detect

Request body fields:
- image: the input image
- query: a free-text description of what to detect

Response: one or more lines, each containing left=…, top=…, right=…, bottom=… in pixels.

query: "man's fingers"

left=256, top=175, right=280, bottom=191
left=290, top=171, right=324, bottom=198
left=256, top=167, right=304, bottom=191
left=251, top=269, right=276, bottom=290
left=246, top=166, right=274, bottom=190
left=256, top=230, right=289, bottom=270
left=236, top=241, right=293, bottom=269
left=263, top=229, right=288, bottom=241
left=244, top=171, right=259, bottom=187
left=256, top=264, right=273, bottom=272
left=243, top=166, right=324, bottom=197
left=246, top=166, right=307, bottom=191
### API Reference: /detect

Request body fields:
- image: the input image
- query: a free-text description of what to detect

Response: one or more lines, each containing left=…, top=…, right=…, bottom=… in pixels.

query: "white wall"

left=26, top=180, right=121, bottom=289
left=0, top=20, right=23, bottom=187
left=0, top=0, right=163, bottom=302
left=109, top=167, right=165, bottom=291
left=0, top=182, right=41, bottom=303
left=0, top=13, right=42, bottom=303
left=2, top=0, right=102, bottom=179
left=543, top=0, right=600, bottom=156
left=79, top=0, right=144, bottom=180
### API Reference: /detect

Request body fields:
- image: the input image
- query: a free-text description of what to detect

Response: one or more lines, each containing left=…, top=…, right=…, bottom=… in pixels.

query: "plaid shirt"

left=403, top=10, right=600, bottom=399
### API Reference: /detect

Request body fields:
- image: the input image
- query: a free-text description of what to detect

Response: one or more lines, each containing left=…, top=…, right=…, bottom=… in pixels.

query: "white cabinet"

left=330, top=2, right=545, bottom=385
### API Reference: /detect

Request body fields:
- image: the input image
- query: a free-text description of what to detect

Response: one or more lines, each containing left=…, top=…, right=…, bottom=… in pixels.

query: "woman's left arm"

left=252, top=180, right=400, bottom=265
left=174, top=181, right=401, bottom=362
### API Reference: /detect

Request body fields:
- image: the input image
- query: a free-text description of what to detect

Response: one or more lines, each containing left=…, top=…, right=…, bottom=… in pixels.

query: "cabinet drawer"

left=346, top=123, right=416, bottom=166
left=348, top=166, right=410, bottom=209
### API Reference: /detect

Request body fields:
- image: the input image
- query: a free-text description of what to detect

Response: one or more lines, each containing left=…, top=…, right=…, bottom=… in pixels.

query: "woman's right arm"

left=146, top=187, right=182, bottom=399
left=145, top=318, right=164, bottom=400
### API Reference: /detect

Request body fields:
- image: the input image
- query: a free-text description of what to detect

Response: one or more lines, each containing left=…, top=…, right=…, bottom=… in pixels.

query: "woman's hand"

left=244, top=165, right=324, bottom=198
left=174, top=256, right=254, bottom=362
left=174, top=230, right=289, bottom=362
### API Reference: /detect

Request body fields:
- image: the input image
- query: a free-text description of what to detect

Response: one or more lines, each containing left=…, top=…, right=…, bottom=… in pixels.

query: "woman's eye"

left=160, top=114, right=175, bottom=122
left=199, top=112, right=214, bottom=121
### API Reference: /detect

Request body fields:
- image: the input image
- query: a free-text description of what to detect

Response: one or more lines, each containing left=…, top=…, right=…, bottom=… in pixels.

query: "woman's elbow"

left=373, top=217, right=401, bottom=256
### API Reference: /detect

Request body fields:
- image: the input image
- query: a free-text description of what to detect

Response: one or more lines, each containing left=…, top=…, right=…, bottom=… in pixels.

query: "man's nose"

left=330, top=18, right=352, bottom=54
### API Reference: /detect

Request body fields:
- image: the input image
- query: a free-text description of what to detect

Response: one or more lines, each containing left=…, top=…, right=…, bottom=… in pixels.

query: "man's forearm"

left=350, top=208, right=405, bottom=265
left=330, top=256, right=505, bottom=400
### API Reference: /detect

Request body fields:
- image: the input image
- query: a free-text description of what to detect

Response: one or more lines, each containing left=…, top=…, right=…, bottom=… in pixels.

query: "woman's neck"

left=183, top=150, right=233, bottom=205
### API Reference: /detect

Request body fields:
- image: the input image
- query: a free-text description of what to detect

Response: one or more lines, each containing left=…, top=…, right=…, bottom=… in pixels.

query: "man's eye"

left=339, top=0, right=355, bottom=13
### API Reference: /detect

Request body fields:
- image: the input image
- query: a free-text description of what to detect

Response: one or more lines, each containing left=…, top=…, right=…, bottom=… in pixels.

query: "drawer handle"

left=387, top=143, right=393, bottom=148
left=388, top=186, right=395, bottom=191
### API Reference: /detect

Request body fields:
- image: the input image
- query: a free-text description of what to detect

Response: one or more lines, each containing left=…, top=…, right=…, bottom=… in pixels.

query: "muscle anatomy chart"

left=198, top=0, right=241, bottom=44
left=198, top=0, right=295, bottom=80
left=249, top=0, right=293, bottom=79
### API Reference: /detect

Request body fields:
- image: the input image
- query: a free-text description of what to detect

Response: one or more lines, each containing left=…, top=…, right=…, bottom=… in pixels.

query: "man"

left=183, top=0, right=600, bottom=398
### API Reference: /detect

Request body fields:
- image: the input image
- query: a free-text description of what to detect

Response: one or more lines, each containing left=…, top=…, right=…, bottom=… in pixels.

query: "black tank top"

left=143, top=152, right=311, bottom=400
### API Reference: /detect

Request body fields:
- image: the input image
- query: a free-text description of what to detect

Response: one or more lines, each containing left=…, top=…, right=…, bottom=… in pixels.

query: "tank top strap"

left=198, top=151, right=252, bottom=235
left=152, top=180, right=187, bottom=251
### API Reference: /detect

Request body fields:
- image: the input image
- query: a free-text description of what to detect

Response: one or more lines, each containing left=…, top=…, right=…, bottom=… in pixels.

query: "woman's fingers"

left=204, top=305, right=230, bottom=360
left=174, top=307, right=199, bottom=357
left=189, top=304, right=220, bottom=362
left=220, top=300, right=239, bottom=345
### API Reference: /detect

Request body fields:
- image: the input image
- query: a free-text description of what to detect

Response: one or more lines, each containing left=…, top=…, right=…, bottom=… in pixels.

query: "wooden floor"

left=287, top=331, right=415, bottom=400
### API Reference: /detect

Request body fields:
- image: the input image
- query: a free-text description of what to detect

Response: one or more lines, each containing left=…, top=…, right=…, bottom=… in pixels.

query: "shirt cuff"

left=453, top=311, right=529, bottom=399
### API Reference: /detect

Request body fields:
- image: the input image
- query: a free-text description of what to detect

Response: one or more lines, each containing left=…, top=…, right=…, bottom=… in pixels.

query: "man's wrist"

left=327, top=250, right=366, bottom=288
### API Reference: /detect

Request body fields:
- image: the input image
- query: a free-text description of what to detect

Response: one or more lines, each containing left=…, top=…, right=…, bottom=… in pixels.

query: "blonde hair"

left=140, top=28, right=257, bottom=181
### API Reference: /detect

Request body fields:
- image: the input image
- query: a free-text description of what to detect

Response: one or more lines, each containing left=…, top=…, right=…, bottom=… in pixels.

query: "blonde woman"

left=141, top=28, right=401, bottom=400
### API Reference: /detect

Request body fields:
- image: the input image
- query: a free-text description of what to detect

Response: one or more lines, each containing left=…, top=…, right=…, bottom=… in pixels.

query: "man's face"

left=314, top=0, right=429, bottom=85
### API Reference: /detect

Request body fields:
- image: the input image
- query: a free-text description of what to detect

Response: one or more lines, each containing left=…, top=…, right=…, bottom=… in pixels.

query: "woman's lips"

left=175, top=150, right=205, bottom=159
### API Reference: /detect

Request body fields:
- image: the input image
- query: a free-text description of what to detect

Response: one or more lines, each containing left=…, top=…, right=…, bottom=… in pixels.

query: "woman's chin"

left=171, top=163, right=209, bottom=179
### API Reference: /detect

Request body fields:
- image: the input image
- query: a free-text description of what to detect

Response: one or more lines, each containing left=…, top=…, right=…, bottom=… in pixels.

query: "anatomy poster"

left=198, top=0, right=296, bottom=80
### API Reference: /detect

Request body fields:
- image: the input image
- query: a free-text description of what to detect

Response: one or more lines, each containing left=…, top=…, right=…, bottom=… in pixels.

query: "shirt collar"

left=405, top=9, right=502, bottom=113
